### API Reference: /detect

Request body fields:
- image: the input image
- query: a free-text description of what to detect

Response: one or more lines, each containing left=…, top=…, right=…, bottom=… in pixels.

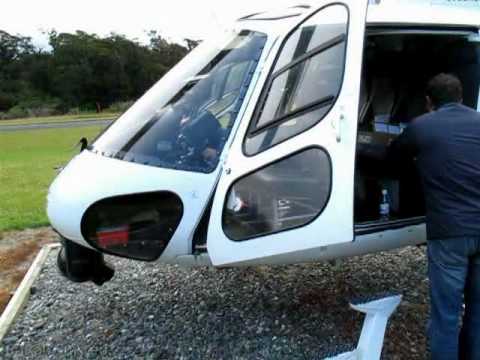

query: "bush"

left=20, top=98, right=61, bottom=117
left=26, top=107, right=60, bottom=118
left=0, top=93, right=15, bottom=112
left=67, top=107, right=81, bottom=115
left=5, top=106, right=28, bottom=119
left=0, top=97, right=63, bottom=120
left=106, top=100, right=135, bottom=113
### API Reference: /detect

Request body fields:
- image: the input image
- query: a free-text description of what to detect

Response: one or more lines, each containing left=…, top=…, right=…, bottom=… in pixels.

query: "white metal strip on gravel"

left=0, top=243, right=60, bottom=342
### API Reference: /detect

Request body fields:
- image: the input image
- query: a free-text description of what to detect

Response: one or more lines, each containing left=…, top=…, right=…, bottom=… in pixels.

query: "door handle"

left=332, top=114, right=344, bottom=143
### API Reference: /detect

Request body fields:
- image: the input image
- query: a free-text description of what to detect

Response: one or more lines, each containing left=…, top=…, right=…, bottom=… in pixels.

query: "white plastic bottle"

left=379, top=189, right=390, bottom=220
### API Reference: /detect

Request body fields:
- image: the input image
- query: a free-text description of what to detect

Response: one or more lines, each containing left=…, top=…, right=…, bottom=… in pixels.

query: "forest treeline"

left=0, top=30, right=198, bottom=119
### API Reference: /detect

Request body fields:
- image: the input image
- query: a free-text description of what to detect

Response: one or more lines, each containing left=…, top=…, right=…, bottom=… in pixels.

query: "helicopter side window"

left=244, top=5, right=348, bottom=156
left=223, top=147, right=331, bottom=241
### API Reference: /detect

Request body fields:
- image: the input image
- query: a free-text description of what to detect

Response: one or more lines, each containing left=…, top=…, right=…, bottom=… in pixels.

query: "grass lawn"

left=0, top=112, right=119, bottom=126
left=0, top=126, right=105, bottom=231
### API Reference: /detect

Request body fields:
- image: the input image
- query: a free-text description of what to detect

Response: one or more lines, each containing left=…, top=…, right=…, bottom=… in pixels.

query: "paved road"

left=0, top=118, right=114, bottom=132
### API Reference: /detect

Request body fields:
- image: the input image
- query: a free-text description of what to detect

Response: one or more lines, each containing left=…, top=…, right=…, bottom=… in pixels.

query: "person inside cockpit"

left=178, top=110, right=225, bottom=166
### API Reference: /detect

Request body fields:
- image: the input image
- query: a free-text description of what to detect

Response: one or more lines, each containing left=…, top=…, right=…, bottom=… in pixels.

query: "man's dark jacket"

left=389, top=103, right=480, bottom=240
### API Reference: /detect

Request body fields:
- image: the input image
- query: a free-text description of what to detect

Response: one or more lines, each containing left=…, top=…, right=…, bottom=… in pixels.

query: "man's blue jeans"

left=428, top=237, right=480, bottom=360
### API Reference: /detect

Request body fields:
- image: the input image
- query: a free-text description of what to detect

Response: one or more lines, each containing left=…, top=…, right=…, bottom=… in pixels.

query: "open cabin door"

left=207, top=0, right=368, bottom=266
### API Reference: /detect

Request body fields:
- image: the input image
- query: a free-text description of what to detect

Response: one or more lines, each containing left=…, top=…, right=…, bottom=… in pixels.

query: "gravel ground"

left=0, top=246, right=429, bottom=359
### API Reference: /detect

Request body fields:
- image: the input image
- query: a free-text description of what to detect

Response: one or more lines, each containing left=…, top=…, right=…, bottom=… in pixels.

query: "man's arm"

left=388, top=125, right=419, bottom=163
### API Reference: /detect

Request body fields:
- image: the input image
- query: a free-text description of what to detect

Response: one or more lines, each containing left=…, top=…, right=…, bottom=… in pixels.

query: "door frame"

left=207, top=0, right=369, bottom=266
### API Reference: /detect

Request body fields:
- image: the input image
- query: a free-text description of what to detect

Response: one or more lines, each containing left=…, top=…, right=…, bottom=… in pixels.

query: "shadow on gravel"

left=0, top=246, right=428, bottom=359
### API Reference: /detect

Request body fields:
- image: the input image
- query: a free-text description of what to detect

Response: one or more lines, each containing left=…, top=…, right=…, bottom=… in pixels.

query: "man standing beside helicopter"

left=389, top=73, right=480, bottom=360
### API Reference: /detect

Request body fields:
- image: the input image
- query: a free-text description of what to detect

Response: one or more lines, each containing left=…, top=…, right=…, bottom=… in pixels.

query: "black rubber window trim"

left=250, top=95, right=335, bottom=136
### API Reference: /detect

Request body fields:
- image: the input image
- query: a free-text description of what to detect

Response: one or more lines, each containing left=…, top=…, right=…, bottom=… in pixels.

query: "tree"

left=147, top=31, right=189, bottom=68
left=0, top=28, right=194, bottom=116
left=185, top=38, right=201, bottom=51
left=0, top=31, right=37, bottom=111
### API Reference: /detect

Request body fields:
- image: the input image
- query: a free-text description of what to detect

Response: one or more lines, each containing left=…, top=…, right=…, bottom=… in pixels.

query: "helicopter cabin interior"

left=354, top=28, right=480, bottom=234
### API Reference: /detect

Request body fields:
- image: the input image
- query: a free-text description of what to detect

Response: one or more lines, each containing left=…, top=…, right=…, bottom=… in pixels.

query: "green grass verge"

left=0, top=112, right=119, bottom=126
left=0, top=126, right=105, bottom=231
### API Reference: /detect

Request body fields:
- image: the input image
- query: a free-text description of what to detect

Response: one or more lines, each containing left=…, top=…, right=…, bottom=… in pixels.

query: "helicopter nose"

left=47, top=160, right=92, bottom=245
left=47, top=152, right=185, bottom=258
left=47, top=150, right=217, bottom=262
left=80, top=191, right=183, bottom=261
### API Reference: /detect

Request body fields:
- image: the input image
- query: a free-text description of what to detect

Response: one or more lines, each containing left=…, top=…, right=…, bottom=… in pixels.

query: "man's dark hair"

left=426, top=73, right=463, bottom=108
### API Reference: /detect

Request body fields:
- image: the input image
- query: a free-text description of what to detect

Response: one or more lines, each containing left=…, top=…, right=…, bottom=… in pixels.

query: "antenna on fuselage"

left=74, top=137, right=88, bottom=152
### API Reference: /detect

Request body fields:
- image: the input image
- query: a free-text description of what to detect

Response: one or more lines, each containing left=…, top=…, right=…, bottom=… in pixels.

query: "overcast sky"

left=2, top=0, right=478, bottom=49
left=0, top=0, right=295, bottom=48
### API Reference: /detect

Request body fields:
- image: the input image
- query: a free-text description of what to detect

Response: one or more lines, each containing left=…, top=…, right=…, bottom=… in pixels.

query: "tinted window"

left=256, top=42, right=345, bottom=129
left=82, top=192, right=183, bottom=261
left=245, top=5, right=348, bottom=156
left=92, top=31, right=267, bottom=173
left=223, top=148, right=331, bottom=241
left=241, top=8, right=303, bottom=21
left=245, top=107, right=329, bottom=156
left=275, top=6, right=348, bottom=70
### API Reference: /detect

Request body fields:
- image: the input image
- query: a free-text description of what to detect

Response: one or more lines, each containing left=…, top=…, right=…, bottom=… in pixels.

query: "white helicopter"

left=47, top=0, right=480, bottom=286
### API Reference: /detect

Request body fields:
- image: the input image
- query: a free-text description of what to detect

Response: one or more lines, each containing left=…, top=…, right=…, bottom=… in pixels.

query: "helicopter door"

left=207, top=0, right=367, bottom=266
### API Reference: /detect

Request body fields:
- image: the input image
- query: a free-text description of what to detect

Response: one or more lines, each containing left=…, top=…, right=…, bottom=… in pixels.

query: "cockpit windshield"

left=91, top=30, right=267, bottom=173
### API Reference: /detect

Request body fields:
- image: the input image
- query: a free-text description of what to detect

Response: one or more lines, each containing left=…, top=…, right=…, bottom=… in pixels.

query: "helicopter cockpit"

left=90, top=31, right=267, bottom=173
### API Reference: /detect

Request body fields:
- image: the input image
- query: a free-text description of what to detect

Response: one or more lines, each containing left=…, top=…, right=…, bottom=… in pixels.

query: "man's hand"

left=202, top=147, right=218, bottom=162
